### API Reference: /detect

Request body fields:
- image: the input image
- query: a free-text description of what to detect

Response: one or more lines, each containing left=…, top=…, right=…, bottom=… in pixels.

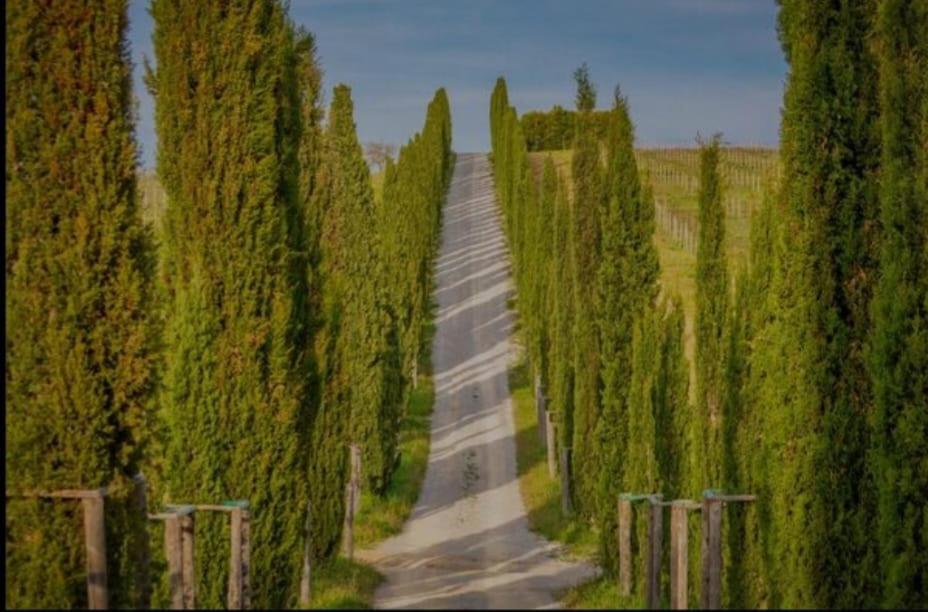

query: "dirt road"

left=357, top=154, right=597, bottom=609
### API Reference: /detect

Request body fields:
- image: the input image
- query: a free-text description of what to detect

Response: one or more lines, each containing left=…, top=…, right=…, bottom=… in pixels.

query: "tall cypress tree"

left=749, top=1, right=881, bottom=606
left=868, top=0, right=928, bottom=606
left=150, top=2, right=311, bottom=606
left=694, top=135, right=728, bottom=491
left=550, top=165, right=577, bottom=468
left=314, top=84, right=402, bottom=497
left=6, top=1, right=157, bottom=606
left=595, top=88, right=660, bottom=573
left=569, top=68, right=605, bottom=518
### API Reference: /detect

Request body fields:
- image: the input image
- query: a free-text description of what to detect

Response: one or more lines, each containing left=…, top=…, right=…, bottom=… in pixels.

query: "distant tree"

left=364, top=140, right=397, bottom=172
left=6, top=1, right=158, bottom=606
left=573, top=62, right=597, bottom=112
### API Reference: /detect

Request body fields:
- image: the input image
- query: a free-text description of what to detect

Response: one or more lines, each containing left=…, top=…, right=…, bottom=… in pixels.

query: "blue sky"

left=129, top=0, right=786, bottom=168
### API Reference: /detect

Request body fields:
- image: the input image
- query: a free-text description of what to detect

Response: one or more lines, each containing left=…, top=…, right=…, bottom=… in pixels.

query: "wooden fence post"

left=300, top=499, right=313, bottom=607
left=700, top=492, right=723, bottom=610
left=132, top=473, right=152, bottom=608
left=545, top=410, right=556, bottom=478
left=646, top=495, right=665, bottom=609
left=670, top=500, right=701, bottom=610
left=559, top=447, right=572, bottom=516
left=242, top=507, right=251, bottom=609
left=223, top=500, right=250, bottom=610
left=342, top=445, right=360, bottom=560
left=350, top=444, right=361, bottom=516
left=164, top=513, right=184, bottom=609
left=534, top=373, right=545, bottom=445
left=82, top=489, right=108, bottom=610
left=698, top=491, right=757, bottom=610
left=181, top=513, right=196, bottom=609
left=229, top=506, right=243, bottom=609
left=618, top=497, right=632, bottom=596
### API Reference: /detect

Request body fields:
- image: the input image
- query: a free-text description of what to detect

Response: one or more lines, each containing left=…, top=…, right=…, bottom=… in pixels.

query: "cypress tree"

left=314, top=84, right=402, bottom=497
left=150, top=1, right=311, bottom=606
left=656, top=296, right=689, bottom=499
left=6, top=1, right=157, bottom=606
left=749, top=1, right=881, bottom=606
left=595, top=88, right=660, bottom=573
left=550, top=166, right=577, bottom=467
left=569, top=67, right=605, bottom=518
left=694, top=135, right=728, bottom=491
left=868, top=0, right=928, bottom=606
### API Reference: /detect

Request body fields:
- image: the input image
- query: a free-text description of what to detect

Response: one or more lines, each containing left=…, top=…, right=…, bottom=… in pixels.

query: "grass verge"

left=305, top=558, right=383, bottom=609
left=307, top=314, right=437, bottom=608
left=355, top=316, right=436, bottom=547
left=510, top=351, right=649, bottom=608
left=508, top=354, right=598, bottom=560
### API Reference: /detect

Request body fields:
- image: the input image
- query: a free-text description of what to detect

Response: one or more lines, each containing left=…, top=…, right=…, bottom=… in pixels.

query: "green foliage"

left=594, top=90, right=661, bottom=573
left=868, top=0, right=928, bottom=606
left=149, top=1, right=312, bottom=605
left=521, top=107, right=611, bottom=151
left=5, top=0, right=158, bottom=606
left=311, top=81, right=451, bottom=563
left=694, top=135, right=728, bottom=492
left=549, top=166, right=577, bottom=452
left=743, top=1, right=882, bottom=606
left=573, top=63, right=597, bottom=112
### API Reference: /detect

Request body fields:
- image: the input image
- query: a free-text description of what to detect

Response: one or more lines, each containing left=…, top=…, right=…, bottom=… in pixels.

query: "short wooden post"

left=559, top=446, right=572, bottom=516
left=300, top=499, right=313, bottom=607
left=180, top=514, right=196, bottom=609
left=670, top=500, right=700, bottom=610
left=82, top=490, right=108, bottom=610
left=534, top=373, right=545, bottom=445
left=241, top=508, right=251, bottom=609
left=617, top=497, right=632, bottom=596
left=545, top=410, right=556, bottom=478
left=700, top=493, right=723, bottom=610
left=646, top=495, right=664, bottom=609
left=350, top=444, right=362, bottom=515
left=164, top=514, right=184, bottom=609
left=228, top=505, right=244, bottom=609
left=343, top=447, right=359, bottom=560
left=133, top=473, right=152, bottom=608
left=699, top=492, right=757, bottom=610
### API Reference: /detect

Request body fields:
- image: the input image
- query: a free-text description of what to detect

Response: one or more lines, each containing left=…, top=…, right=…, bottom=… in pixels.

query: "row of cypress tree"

left=490, top=70, right=688, bottom=591
left=6, top=0, right=453, bottom=607
left=489, top=0, right=927, bottom=605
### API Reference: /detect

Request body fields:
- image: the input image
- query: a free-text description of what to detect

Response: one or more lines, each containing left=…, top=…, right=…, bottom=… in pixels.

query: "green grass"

left=354, top=315, right=436, bottom=548
left=309, top=313, right=437, bottom=607
left=304, top=558, right=383, bottom=609
left=559, top=575, right=641, bottom=609
left=508, top=351, right=599, bottom=560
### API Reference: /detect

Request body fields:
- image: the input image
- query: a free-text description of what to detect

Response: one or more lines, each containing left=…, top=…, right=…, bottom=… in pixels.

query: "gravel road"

left=357, top=153, right=598, bottom=609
